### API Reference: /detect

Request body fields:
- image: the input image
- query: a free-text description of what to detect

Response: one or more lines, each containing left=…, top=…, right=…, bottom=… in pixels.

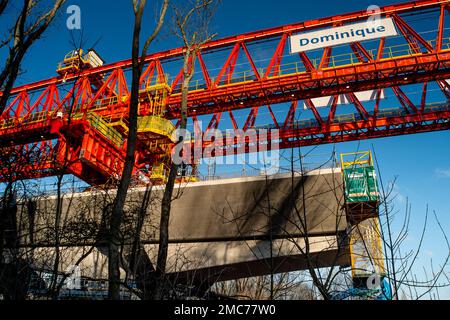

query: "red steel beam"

left=163, top=51, right=450, bottom=118
left=2, top=0, right=447, bottom=96
left=1, top=0, right=450, bottom=185
left=192, top=109, right=450, bottom=158
left=3, top=108, right=449, bottom=183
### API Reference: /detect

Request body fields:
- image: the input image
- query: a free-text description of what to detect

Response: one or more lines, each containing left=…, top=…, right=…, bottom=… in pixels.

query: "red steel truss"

left=1, top=0, right=450, bottom=184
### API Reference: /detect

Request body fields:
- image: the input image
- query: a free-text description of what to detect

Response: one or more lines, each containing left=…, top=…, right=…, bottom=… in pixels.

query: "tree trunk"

left=108, top=5, right=142, bottom=301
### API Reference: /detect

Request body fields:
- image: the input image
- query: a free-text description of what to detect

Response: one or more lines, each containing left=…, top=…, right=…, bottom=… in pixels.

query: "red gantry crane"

left=0, top=0, right=449, bottom=185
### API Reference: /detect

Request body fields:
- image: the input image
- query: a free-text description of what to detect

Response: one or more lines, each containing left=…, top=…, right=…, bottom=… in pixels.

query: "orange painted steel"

left=0, top=0, right=449, bottom=184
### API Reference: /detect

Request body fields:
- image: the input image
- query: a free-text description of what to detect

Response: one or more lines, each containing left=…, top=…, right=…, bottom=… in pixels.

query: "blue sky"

left=2, top=0, right=449, bottom=298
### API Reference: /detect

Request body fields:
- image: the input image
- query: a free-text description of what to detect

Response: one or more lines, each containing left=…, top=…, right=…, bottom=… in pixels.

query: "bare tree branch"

left=0, top=0, right=66, bottom=115
left=108, top=0, right=169, bottom=300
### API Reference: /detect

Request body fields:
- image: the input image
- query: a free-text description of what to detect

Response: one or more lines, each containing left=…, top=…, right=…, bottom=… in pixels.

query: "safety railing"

left=141, top=75, right=170, bottom=89
left=57, top=59, right=81, bottom=73
left=21, top=111, right=51, bottom=124
left=423, top=101, right=450, bottom=112
left=142, top=82, right=171, bottom=92
left=150, top=163, right=168, bottom=181
left=91, top=96, right=121, bottom=111
left=67, top=96, right=126, bottom=115
left=0, top=111, right=54, bottom=130
left=86, top=113, right=124, bottom=147
left=249, top=102, right=450, bottom=131
left=137, top=115, right=176, bottom=141
left=167, top=102, right=450, bottom=139
left=56, top=49, right=99, bottom=74
left=0, top=118, right=16, bottom=129
left=0, top=109, right=124, bottom=148
left=140, top=82, right=172, bottom=116
left=276, top=37, right=450, bottom=75
left=108, top=118, right=129, bottom=133
left=341, top=151, right=373, bottom=169
left=169, top=37, right=450, bottom=92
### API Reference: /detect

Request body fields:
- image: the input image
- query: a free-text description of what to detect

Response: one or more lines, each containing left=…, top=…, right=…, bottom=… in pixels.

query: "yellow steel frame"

left=0, top=118, right=15, bottom=129
left=56, top=49, right=105, bottom=75
left=86, top=113, right=124, bottom=147
left=137, top=115, right=175, bottom=141
left=57, top=49, right=88, bottom=74
left=69, top=112, right=125, bottom=147
left=108, top=118, right=129, bottom=133
left=341, top=151, right=386, bottom=279
left=140, top=82, right=172, bottom=117
left=349, top=218, right=386, bottom=278
left=0, top=110, right=55, bottom=129
left=151, top=163, right=169, bottom=182
left=179, top=176, right=200, bottom=183
left=341, top=151, right=373, bottom=170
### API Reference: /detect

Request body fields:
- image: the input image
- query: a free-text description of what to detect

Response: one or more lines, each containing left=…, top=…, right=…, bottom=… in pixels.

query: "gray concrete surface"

left=14, top=167, right=351, bottom=283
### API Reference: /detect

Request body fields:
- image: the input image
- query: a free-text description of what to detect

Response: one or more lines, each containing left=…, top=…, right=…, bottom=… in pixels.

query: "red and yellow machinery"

left=341, top=152, right=385, bottom=284
left=0, top=0, right=449, bottom=185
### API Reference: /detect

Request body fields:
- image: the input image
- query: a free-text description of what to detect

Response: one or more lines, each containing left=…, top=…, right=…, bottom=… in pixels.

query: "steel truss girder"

left=189, top=110, right=450, bottom=158
left=1, top=0, right=450, bottom=185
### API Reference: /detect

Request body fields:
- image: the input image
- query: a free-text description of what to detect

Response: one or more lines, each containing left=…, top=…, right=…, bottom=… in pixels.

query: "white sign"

left=290, top=18, right=398, bottom=53
left=303, top=90, right=385, bottom=109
